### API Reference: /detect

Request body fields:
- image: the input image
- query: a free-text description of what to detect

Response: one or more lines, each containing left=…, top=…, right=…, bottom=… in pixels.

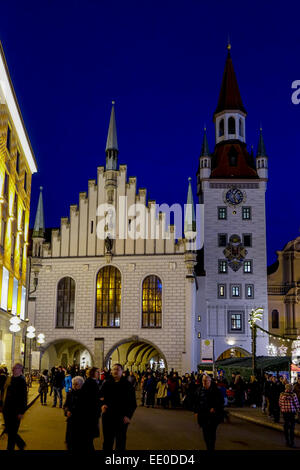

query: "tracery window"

left=56, top=277, right=75, bottom=328
left=95, top=266, right=121, bottom=327
left=142, top=275, right=162, bottom=328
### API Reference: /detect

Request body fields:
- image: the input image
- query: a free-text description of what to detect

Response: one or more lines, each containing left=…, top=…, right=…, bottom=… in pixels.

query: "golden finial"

left=227, top=34, right=231, bottom=50
left=112, top=100, right=115, bottom=105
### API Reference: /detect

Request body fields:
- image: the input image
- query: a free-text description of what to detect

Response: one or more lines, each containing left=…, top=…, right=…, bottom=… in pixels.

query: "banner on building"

left=201, top=339, right=214, bottom=363
left=31, top=351, right=40, bottom=370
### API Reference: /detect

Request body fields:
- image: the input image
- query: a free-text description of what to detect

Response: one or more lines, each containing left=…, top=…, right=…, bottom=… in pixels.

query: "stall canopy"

left=198, top=356, right=291, bottom=380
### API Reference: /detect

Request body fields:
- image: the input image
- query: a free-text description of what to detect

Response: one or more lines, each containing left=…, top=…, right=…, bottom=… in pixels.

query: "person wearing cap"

left=279, top=383, right=300, bottom=447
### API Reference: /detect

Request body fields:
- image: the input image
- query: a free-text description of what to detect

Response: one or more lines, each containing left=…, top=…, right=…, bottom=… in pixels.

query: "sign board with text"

left=201, top=339, right=214, bottom=363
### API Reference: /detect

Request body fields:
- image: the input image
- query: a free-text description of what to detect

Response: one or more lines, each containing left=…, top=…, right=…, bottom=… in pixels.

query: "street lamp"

left=26, top=325, right=36, bottom=381
left=9, top=316, right=21, bottom=369
left=248, top=308, right=263, bottom=376
left=37, top=333, right=45, bottom=371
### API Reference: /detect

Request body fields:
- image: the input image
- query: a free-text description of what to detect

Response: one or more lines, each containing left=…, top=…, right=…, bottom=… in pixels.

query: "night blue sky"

left=1, top=1, right=300, bottom=265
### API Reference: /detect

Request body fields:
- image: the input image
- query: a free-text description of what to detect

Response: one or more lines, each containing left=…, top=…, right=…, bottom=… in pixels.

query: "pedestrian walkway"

left=228, top=406, right=300, bottom=437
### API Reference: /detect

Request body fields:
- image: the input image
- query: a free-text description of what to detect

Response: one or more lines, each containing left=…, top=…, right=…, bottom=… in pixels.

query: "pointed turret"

left=32, top=186, right=45, bottom=258
left=256, top=128, right=268, bottom=179
left=105, top=101, right=118, bottom=170
left=184, top=177, right=196, bottom=238
left=198, top=128, right=211, bottom=180
left=201, top=128, right=210, bottom=156
left=257, top=128, right=267, bottom=157
left=33, top=187, right=45, bottom=238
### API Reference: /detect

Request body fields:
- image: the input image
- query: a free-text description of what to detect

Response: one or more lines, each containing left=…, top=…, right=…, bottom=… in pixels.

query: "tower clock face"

left=224, top=188, right=245, bottom=206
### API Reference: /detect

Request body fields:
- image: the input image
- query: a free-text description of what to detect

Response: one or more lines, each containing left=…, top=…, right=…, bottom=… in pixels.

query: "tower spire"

left=105, top=101, right=118, bottom=170
left=33, top=186, right=45, bottom=238
left=184, top=177, right=196, bottom=236
left=214, top=45, right=246, bottom=116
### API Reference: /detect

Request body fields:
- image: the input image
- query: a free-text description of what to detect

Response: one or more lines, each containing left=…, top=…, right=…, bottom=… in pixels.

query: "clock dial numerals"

left=225, top=188, right=244, bottom=206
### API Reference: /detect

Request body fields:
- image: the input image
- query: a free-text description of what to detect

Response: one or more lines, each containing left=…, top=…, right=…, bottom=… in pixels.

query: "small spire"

left=201, top=127, right=210, bottom=156
left=33, top=186, right=45, bottom=238
left=105, top=101, right=118, bottom=152
left=184, top=177, right=196, bottom=235
left=257, top=128, right=267, bottom=157
left=105, top=101, right=118, bottom=170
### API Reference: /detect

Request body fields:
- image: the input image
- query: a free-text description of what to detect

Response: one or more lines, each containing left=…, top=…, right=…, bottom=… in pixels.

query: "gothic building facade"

left=28, top=104, right=198, bottom=373
left=29, top=46, right=270, bottom=372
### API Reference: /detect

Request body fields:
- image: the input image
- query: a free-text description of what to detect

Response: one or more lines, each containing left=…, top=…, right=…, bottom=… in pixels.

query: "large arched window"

left=95, top=266, right=121, bottom=327
left=56, top=277, right=75, bottom=328
left=272, top=309, right=279, bottom=329
left=142, top=275, right=162, bottom=328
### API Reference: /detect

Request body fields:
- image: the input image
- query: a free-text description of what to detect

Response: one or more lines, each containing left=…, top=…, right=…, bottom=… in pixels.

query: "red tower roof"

left=214, top=48, right=246, bottom=116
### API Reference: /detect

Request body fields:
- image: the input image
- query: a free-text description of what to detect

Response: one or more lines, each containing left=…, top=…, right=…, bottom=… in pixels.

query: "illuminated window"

left=218, top=260, right=228, bottom=274
left=245, top=284, right=254, bottom=299
left=142, top=275, right=162, bottom=328
left=218, top=284, right=226, bottom=298
left=242, top=207, right=251, bottom=220
left=218, top=207, right=227, bottom=220
left=95, top=266, right=121, bottom=328
left=20, top=286, right=26, bottom=320
left=56, top=277, right=75, bottom=328
left=228, top=311, right=244, bottom=333
left=1, top=267, right=9, bottom=311
left=12, top=278, right=18, bottom=315
left=244, top=260, right=252, bottom=273
left=230, top=284, right=241, bottom=298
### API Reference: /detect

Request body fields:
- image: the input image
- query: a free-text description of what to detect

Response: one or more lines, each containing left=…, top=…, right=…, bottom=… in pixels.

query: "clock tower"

left=196, top=45, right=268, bottom=362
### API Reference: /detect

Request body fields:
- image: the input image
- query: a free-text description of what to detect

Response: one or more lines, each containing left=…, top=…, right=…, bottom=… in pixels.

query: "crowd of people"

left=1, top=362, right=300, bottom=451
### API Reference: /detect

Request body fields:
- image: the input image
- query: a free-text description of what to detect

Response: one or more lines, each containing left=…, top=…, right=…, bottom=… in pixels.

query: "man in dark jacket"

left=100, top=363, right=137, bottom=451
left=2, top=363, right=27, bottom=451
left=269, top=376, right=284, bottom=423
left=194, top=374, right=224, bottom=451
left=52, top=366, right=65, bottom=408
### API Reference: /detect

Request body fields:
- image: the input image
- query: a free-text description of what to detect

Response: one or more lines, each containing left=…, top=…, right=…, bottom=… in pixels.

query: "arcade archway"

left=40, top=339, right=94, bottom=370
left=105, top=338, right=167, bottom=372
left=217, top=347, right=251, bottom=361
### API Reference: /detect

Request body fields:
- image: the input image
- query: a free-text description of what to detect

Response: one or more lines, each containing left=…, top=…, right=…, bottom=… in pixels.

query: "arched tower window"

left=228, top=117, right=236, bottom=134
left=142, top=275, right=162, bottom=328
left=272, top=309, right=279, bottom=329
left=239, top=118, right=244, bottom=137
left=219, top=119, right=224, bottom=137
left=56, top=277, right=75, bottom=328
left=95, top=266, right=121, bottom=327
